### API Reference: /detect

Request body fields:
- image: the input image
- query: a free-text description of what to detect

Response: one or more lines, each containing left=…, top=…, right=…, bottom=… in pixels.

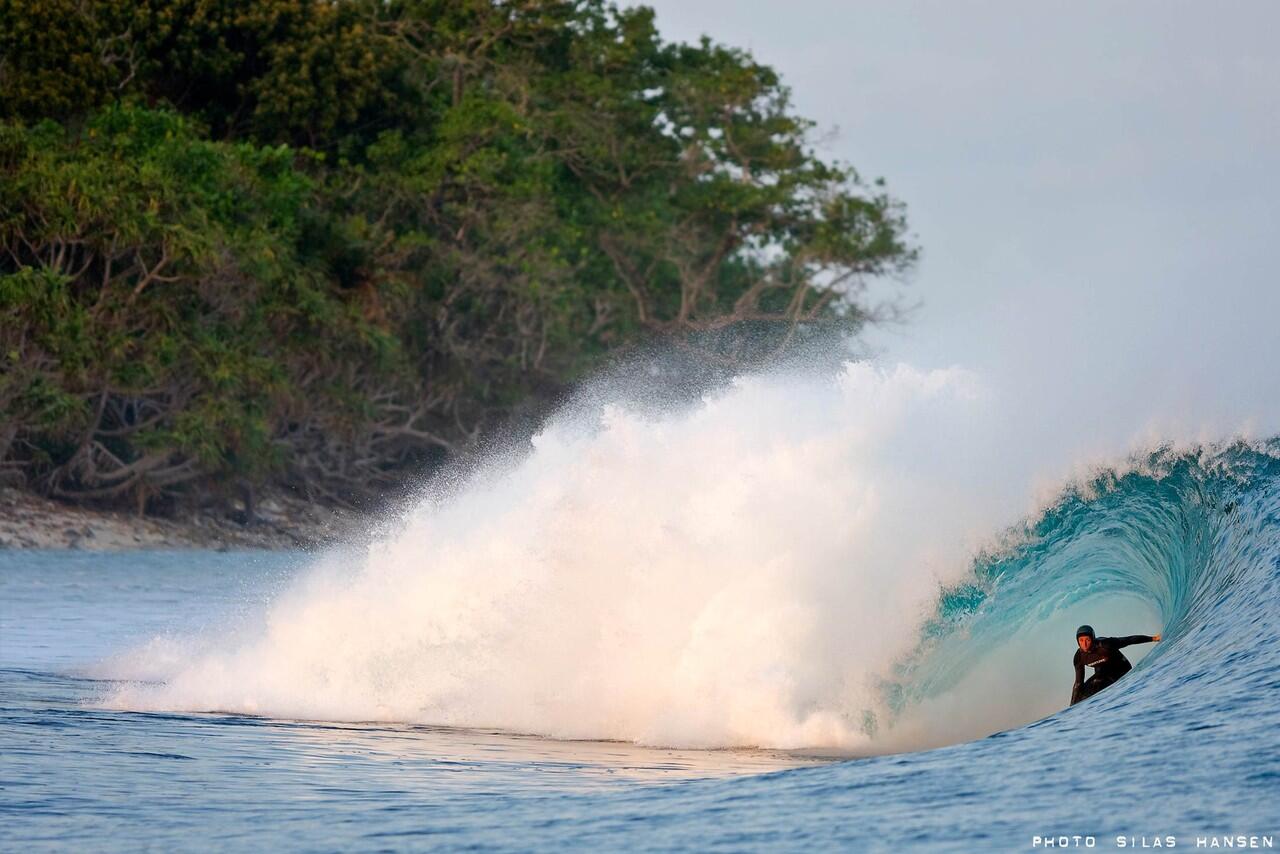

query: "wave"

left=874, top=440, right=1280, bottom=751
left=100, top=362, right=1280, bottom=753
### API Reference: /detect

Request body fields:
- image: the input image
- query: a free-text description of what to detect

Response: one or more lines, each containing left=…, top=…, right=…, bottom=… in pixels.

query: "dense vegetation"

left=0, top=0, right=915, bottom=514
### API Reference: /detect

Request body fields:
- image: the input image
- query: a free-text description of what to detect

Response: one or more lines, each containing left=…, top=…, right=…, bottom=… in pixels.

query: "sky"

left=634, top=1, right=1280, bottom=440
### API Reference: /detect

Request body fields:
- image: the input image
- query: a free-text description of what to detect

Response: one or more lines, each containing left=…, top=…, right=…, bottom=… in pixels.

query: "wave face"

left=103, top=362, right=1280, bottom=753
left=875, top=441, right=1280, bottom=751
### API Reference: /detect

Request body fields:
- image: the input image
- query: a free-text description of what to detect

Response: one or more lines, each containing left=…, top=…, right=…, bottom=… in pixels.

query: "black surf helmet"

left=1076, top=624, right=1096, bottom=640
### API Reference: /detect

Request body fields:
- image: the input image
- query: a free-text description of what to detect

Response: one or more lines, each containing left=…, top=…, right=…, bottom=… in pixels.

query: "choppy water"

left=3, top=419, right=1280, bottom=849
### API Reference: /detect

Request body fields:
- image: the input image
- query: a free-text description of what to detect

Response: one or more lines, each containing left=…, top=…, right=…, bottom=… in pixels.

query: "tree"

left=1, top=1, right=916, bottom=513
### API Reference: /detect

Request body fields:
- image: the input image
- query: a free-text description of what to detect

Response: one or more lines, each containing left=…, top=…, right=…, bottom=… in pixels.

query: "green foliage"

left=1, top=0, right=916, bottom=511
left=0, top=0, right=407, bottom=146
left=1, top=105, right=413, bottom=503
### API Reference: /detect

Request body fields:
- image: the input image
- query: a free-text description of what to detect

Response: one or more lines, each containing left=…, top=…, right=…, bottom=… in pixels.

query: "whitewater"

left=103, top=362, right=1011, bottom=749
left=89, top=351, right=1279, bottom=754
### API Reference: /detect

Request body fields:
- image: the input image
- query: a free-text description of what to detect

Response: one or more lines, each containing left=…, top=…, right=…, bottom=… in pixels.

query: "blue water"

left=3, top=444, right=1279, bottom=850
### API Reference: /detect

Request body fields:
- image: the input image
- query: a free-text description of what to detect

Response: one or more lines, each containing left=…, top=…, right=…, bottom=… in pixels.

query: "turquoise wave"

left=880, top=440, right=1280, bottom=723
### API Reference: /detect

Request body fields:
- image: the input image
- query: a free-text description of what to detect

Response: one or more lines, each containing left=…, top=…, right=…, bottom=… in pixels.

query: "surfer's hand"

left=1152, top=634, right=1161, bottom=642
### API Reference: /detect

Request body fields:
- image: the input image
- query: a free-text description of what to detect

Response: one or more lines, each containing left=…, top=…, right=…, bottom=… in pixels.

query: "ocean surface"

left=3, top=427, right=1279, bottom=849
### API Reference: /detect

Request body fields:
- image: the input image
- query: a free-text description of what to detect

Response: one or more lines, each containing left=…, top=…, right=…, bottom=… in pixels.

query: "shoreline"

left=0, top=487, right=367, bottom=551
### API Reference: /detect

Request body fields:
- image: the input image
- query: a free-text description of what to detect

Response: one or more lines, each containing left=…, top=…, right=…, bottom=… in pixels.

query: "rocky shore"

left=0, top=488, right=367, bottom=551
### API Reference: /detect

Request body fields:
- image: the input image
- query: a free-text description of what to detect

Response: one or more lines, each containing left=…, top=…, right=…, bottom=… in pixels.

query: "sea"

left=3, top=364, right=1279, bottom=851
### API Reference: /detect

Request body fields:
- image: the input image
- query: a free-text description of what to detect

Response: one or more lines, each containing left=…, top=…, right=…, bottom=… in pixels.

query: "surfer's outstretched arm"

left=1112, top=634, right=1161, bottom=648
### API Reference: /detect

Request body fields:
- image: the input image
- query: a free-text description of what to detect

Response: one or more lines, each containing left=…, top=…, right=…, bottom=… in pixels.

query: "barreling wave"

left=875, top=440, right=1280, bottom=750
left=100, top=362, right=1280, bottom=754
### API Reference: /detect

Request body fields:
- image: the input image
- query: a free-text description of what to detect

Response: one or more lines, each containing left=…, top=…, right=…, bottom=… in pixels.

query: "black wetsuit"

left=1070, top=635, right=1155, bottom=705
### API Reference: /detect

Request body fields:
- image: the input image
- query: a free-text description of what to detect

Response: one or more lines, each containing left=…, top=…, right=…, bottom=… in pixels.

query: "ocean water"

left=3, top=365, right=1279, bottom=850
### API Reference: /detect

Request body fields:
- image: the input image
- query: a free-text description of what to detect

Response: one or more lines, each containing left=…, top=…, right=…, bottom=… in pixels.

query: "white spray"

left=107, top=362, right=1051, bottom=749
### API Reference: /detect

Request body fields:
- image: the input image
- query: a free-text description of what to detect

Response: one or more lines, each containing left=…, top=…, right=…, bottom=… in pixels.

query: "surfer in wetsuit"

left=1070, top=624, right=1161, bottom=705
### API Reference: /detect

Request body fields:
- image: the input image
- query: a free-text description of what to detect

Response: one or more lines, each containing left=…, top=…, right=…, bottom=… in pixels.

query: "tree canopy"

left=1, top=0, right=916, bottom=512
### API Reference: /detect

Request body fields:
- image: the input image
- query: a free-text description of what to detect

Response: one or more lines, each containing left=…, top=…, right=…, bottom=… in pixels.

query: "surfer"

left=1070, top=625, right=1161, bottom=705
